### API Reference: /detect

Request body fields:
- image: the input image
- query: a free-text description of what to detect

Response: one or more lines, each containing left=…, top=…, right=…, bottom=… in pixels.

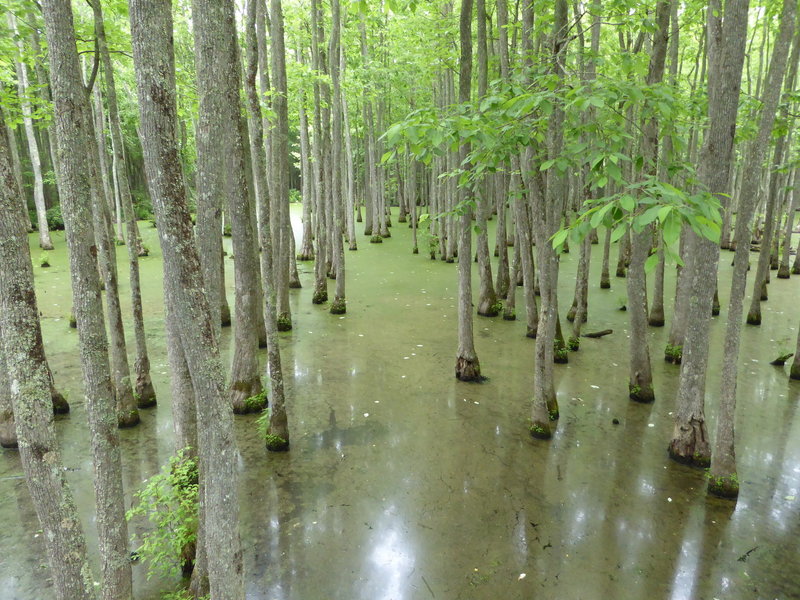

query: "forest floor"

left=1, top=206, right=799, bottom=599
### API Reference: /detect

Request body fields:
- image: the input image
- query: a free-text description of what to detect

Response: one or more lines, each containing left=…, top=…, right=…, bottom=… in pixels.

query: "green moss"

left=277, top=314, right=292, bottom=331
left=39, top=252, right=51, bottom=268
left=312, top=290, right=328, bottom=305
left=664, top=344, right=682, bottom=364
left=330, top=298, right=346, bottom=314
left=707, top=472, right=739, bottom=498
left=265, top=433, right=289, bottom=452
left=529, top=422, right=552, bottom=440
left=370, top=235, right=384, bottom=244
left=567, top=336, right=580, bottom=351
left=244, top=391, right=268, bottom=412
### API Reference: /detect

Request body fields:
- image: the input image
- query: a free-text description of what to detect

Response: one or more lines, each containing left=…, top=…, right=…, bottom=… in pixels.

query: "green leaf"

left=663, top=212, right=681, bottom=246
left=551, top=229, right=569, bottom=249
left=619, top=194, right=635, bottom=212
left=644, top=252, right=660, bottom=273
left=610, top=224, right=627, bottom=243
left=540, top=159, right=556, bottom=171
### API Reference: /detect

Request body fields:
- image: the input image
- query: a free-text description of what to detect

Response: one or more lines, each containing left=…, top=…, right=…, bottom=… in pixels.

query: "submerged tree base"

left=668, top=419, right=711, bottom=467
left=529, top=420, right=552, bottom=440
left=312, top=289, right=328, bottom=304
left=265, top=433, right=289, bottom=452
left=777, top=265, right=790, bottom=279
left=118, top=409, right=141, bottom=428
left=477, top=300, right=501, bottom=317
left=136, top=377, right=157, bottom=408
left=221, top=304, right=232, bottom=327
left=455, top=356, right=484, bottom=382
left=707, top=473, right=739, bottom=499
left=746, top=309, right=762, bottom=325
left=503, top=309, right=516, bottom=321
left=330, top=298, right=346, bottom=314
left=370, top=235, right=383, bottom=244
left=296, top=252, right=315, bottom=261
left=277, top=313, right=292, bottom=331
left=51, top=389, right=70, bottom=414
left=629, top=383, right=655, bottom=403
left=233, top=386, right=267, bottom=415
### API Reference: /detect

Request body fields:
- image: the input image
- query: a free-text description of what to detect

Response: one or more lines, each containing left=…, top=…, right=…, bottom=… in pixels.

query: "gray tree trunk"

left=329, top=0, right=347, bottom=315
left=704, top=0, right=793, bottom=494
left=0, top=126, right=96, bottom=600
left=91, top=0, right=155, bottom=407
left=40, top=1, right=133, bottom=596
left=270, top=0, right=293, bottom=331
left=246, top=0, right=290, bottom=451
left=9, top=14, right=53, bottom=250
left=129, top=0, right=245, bottom=596
left=455, top=0, right=482, bottom=382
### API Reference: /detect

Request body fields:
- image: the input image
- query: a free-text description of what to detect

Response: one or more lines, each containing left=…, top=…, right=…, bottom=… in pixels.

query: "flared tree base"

left=412, top=246, right=419, bottom=254
left=790, top=363, right=800, bottom=380
left=503, top=310, right=516, bottom=321
left=746, top=309, right=761, bottom=325
left=792, top=264, right=800, bottom=275
left=51, top=389, right=70, bottom=414
left=370, top=235, right=383, bottom=244
left=525, top=328, right=537, bottom=339
left=296, top=251, right=315, bottom=261
left=455, top=356, right=484, bottom=382
left=777, top=265, right=791, bottom=279
left=477, top=299, right=500, bottom=317
left=648, top=311, right=665, bottom=327
left=668, top=419, right=711, bottom=467
left=566, top=306, right=576, bottom=322
left=349, top=243, right=358, bottom=251
left=616, top=267, right=626, bottom=278
left=330, top=298, right=346, bottom=314
left=265, top=432, right=289, bottom=452
left=136, top=377, right=157, bottom=409
left=277, top=313, right=292, bottom=331
left=707, top=473, right=739, bottom=499
left=232, top=384, right=266, bottom=414
left=529, top=420, right=552, bottom=440
left=220, top=304, right=232, bottom=327
left=629, top=382, right=655, bottom=403
left=600, top=276, right=610, bottom=289
left=312, top=290, right=328, bottom=304
left=118, top=408, right=141, bottom=428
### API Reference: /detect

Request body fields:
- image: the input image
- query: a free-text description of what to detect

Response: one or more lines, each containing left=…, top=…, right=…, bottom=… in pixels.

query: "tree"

left=0, top=110, right=96, bottom=600
left=39, top=0, right=133, bottom=595
left=129, top=0, right=245, bottom=596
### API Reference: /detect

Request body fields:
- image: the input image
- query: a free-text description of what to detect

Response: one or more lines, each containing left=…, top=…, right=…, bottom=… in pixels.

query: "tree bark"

left=0, top=123, right=96, bottom=600
left=40, top=1, right=133, bottom=596
left=129, top=0, right=245, bottom=597
left=705, top=0, right=793, bottom=494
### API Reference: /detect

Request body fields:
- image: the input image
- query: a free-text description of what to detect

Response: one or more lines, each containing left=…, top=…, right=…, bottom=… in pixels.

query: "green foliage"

left=125, top=449, right=199, bottom=580
left=289, top=188, right=302, bottom=203
left=245, top=390, right=268, bottom=412
left=45, top=205, right=64, bottom=230
left=38, top=251, right=50, bottom=268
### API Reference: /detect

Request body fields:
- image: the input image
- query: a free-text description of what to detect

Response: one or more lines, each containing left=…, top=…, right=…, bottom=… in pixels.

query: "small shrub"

left=126, top=449, right=198, bottom=579
left=39, top=252, right=50, bottom=268
left=289, top=188, right=302, bottom=203
left=45, top=205, right=64, bottom=230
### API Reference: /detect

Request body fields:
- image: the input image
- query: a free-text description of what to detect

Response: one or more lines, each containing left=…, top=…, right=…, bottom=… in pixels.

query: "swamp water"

left=1, top=207, right=799, bottom=600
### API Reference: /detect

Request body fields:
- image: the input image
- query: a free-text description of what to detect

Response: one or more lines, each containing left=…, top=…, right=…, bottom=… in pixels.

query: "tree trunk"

left=9, top=13, right=53, bottom=250
left=246, top=0, right=290, bottom=451
left=91, top=0, right=155, bottom=407
left=270, top=0, right=293, bottom=331
left=0, top=126, right=97, bottom=600
left=706, top=0, right=794, bottom=495
left=777, top=172, right=798, bottom=278
left=41, top=1, right=133, bottom=596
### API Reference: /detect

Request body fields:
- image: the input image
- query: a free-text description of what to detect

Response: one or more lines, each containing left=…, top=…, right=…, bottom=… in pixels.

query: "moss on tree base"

left=312, top=290, right=328, bottom=304
left=790, top=364, right=800, bottom=380
left=629, top=383, right=655, bottom=403
left=412, top=246, right=419, bottom=254
left=349, top=243, right=358, bottom=251
left=118, top=409, right=141, bottom=428
left=777, top=265, right=790, bottom=279
left=330, top=298, right=346, bottom=314
left=707, top=474, right=739, bottom=499
left=68, top=313, right=77, bottom=328
left=277, top=313, right=292, bottom=331
left=477, top=301, right=501, bottom=317
left=792, top=265, right=800, bottom=275
left=600, top=277, right=610, bottom=289
left=455, top=356, right=484, bottom=382
left=234, top=389, right=267, bottom=414
left=529, top=421, right=552, bottom=439
left=648, top=312, right=665, bottom=327
left=265, top=433, right=289, bottom=452
left=746, top=310, right=761, bottom=325
left=503, top=310, right=516, bottom=321
left=566, top=306, right=576, bottom=322
left=296, top=252, right=314, bottom=261
left=667, top=427, right=711, bottom=467
left=136, top=380, right=157, bottom=408
left=370, top=235, right=383, bottom=244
